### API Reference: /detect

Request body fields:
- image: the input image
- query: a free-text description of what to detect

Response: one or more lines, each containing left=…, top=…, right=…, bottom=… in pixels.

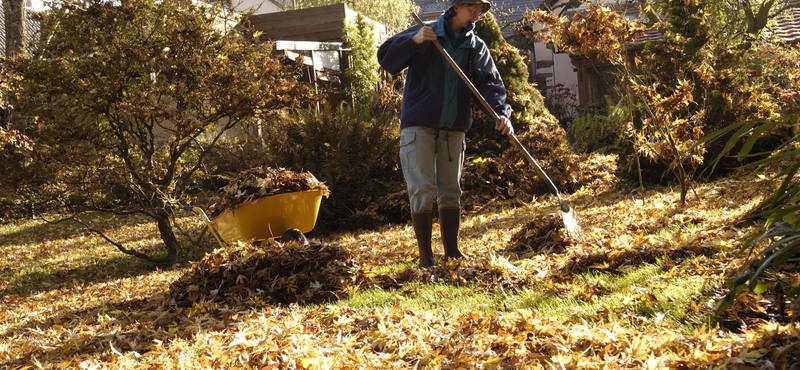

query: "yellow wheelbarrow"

left=189, top=190, right=326, bottom=248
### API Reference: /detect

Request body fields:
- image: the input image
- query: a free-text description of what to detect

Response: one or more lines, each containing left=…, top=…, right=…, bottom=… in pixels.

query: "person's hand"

left=412, top=26, right=436, bottom=44
left=495, top=115, right=514, bottom=136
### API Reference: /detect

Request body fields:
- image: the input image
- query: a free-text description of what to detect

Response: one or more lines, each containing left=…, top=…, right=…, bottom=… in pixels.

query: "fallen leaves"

left=207, top=166, right=329, bottom=218
left=2, top=161, right=800, bottom=369
left=507, top=214, right=571, bottom=254
left=169, top=240, right=367, bottom=307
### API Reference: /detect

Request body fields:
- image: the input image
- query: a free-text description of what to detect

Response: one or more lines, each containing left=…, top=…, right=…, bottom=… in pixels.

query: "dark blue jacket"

left=377, top=14, right=512, bottom=132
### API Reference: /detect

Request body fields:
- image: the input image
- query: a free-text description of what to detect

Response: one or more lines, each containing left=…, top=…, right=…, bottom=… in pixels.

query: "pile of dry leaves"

left=207, top=166, right=329, bottom=218
left=506, top=214, right=571, bottom=255
left=169, top=240, right=367, bottom=306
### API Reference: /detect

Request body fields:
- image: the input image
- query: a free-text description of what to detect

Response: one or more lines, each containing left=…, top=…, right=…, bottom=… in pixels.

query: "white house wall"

left=235, top=0, right=282, bottom=15
left=532, top=41, right=577, bottom=99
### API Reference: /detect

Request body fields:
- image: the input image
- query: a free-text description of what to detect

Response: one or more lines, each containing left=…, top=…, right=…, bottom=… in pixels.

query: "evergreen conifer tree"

left=343, top=14, right=380, bottom=107
left=470, top=12, right=553, bottom=156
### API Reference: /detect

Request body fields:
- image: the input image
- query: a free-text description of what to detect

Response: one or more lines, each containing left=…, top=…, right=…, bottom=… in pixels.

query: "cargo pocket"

left=399, top=131, right=418, bottom=171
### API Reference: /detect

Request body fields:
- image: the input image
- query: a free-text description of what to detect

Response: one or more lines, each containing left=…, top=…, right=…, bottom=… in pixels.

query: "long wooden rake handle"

left=410, top=13, right=571, bottom=213
left=411, top=13, right=498, bottom=121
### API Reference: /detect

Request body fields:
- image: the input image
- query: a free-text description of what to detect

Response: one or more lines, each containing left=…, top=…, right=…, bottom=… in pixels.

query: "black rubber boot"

left=411, top=212, right=434, bottom=268
left=439, top=207, right=464, bottom=259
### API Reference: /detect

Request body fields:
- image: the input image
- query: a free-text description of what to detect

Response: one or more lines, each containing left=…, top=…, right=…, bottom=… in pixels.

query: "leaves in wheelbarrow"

left=169, top=240, right=367, bottom=306
left=207, top=166, right=330, bottom=218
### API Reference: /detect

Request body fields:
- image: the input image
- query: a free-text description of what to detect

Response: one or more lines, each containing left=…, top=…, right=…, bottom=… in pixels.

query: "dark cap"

left=449, top=0, right=491, bottom=13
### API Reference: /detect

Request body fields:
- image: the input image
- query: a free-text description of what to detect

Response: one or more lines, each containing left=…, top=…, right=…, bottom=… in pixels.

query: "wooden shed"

left=247, top=3, right=392, bottom=105
left=248, top=3, right=352, bottom=42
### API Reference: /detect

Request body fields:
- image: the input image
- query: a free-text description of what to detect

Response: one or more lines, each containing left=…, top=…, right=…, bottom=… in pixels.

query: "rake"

left=411, top=13, right=582, bottom=238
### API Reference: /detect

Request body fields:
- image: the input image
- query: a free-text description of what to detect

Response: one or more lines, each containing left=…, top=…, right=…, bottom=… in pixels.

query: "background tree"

left=2, top=0, right=25, bottom=57
left=705, top=0, right=800, bottom=45
left=0, top=68, right=32, bottom=219
left=2, top=0, right=25, bottom=140
left=529, top=0, right=796, bottom=204
left=3, top=0, right=312, bottom=264
left=342, top=13, right=380, bottom=106
left=471, top=12, right=555, bottom=156
left=528, top=2, right=707, bottom=204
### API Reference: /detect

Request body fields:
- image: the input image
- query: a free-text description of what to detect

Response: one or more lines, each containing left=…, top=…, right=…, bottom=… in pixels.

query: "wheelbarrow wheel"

left=280, top=228, right=308, bottom=245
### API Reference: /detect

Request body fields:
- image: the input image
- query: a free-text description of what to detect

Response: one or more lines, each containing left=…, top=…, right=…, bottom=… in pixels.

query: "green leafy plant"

left=263, top=103, right=403, bottom=230
left=568, top=111, right=621, bottom=154
left=698, top=37, right=799, bottom=316
left=702, top=120, right=800, bottom=320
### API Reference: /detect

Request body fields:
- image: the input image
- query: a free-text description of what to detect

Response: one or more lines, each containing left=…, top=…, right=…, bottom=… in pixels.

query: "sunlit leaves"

left=206, top=166, right=329, bottom=218
left=169, top=239, right=365, bottom=306
left=2, top=163, right=799, bottom=368
left=525, top=5, right=648, bottom=65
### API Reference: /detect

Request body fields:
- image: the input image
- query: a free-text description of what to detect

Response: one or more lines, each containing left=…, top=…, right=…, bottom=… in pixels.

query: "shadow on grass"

left=0, top=217, right=85, bottom=246
left=1, top=231, right=219, bottom=300
left=1, top=213, right=221, bottom=299
left=0, top=212, right=147, bottom=246
left=0, top=253, right=157, bottom=298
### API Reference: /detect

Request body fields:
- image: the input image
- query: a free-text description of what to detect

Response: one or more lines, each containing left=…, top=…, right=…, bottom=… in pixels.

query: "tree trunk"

left=3, top=0, right=26, bottom=57
left=156, top=212, right=183, bottom=265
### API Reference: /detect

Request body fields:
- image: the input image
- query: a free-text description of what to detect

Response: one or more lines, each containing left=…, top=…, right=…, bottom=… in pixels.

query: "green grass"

left=334, top=260, right=712, bottom=332
left=370, top=262, right=411, bottom=275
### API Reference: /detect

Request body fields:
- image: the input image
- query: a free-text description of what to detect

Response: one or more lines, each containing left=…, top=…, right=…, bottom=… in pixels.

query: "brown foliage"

left=2, top=161, right=799, bottom=368
left=206, top=166, right=329, bottom=218
left=170, top=240, right=367, bottom=306
left=464, top=115, right=616, bottom=203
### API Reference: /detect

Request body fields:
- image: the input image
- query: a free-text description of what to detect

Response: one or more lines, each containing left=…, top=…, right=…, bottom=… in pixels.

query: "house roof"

left=775, top=0, right=800, bottom=43
left=415, top=0, right=446, bottom=15
left=0, top=7, right=42, bottom=56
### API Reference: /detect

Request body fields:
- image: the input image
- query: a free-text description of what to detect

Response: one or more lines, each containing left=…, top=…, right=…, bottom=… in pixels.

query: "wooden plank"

left=258, top=26, right=344, bottom=42
left=270, top=30, right=343, bottom=42
left=250, top=12, right=344, bottom=30
left=249, top=4, right=345, bottom=29
left=249, top=4, right=348, bottom=42
left=255, top=19, right=342, bottom=33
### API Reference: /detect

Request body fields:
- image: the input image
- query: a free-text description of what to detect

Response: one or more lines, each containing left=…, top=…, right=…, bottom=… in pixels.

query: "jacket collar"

left=434, top=13, right=477, bottom=49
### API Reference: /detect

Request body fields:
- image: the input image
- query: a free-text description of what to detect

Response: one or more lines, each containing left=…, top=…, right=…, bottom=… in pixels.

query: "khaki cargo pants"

left=399, top=126, right=466, bottom=213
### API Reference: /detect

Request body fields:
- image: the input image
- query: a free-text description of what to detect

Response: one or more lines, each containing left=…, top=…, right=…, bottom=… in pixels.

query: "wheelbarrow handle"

left=185, top=205, right=228, bottom=249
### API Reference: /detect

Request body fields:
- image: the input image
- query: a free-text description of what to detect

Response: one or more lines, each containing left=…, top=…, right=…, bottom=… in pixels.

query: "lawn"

left=1, top=160, right=798, bottom=369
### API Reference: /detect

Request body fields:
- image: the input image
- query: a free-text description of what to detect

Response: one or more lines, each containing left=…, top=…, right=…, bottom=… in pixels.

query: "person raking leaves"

left=377, top=0, right=513, bottom=268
